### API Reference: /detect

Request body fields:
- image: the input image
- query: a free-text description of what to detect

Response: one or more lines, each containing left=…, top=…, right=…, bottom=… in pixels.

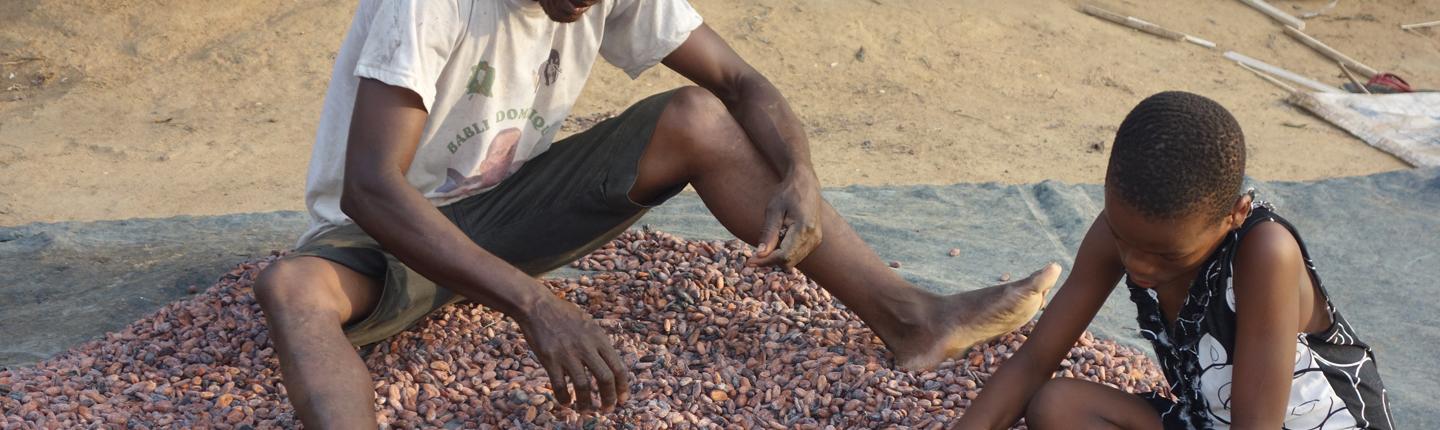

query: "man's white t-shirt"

left=299, top=0, right=703, bottom=245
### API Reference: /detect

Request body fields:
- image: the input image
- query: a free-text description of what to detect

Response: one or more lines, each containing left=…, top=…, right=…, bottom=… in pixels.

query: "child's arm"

left=952, top=216, right=1126, bottom=430
left=1228, top=222, right=1308, bottom=428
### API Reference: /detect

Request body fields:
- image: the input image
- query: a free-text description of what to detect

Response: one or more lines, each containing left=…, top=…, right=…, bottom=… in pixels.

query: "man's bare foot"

left=889, top=263, right=1062, bottom=371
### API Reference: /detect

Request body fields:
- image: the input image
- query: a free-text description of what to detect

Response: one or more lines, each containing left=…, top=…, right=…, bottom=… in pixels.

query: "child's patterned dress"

left=1128, top=203, right=1393, bottom=430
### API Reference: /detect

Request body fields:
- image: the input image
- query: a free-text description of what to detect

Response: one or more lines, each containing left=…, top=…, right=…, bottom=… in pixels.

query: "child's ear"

left=1225, top=192, right=1253, bottom=229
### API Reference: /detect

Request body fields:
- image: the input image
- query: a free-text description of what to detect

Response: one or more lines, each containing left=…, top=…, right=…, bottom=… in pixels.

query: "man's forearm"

left=718, top=74, right=816, bottom=182
left=340, top=172, right=628, bottom=414
left=340, top=175, right=552, bottom=320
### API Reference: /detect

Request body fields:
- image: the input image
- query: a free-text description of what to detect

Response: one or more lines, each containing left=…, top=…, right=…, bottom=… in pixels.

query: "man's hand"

left=661, top=26, right=825, bottom=268
left=516, top=295, right=629, bottom=413
left=748, top=172, right=824, bottom=268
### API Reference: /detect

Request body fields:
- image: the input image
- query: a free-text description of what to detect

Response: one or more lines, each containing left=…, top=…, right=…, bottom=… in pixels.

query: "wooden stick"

left=1080, top=4, right=1216, bottom=48
left=1183, top=35, right=1218, bottom=49
left=1339, top=62, right=1371, bottom=94
left=1284, top=26, right=1378, bottom=78
left=1237, top=62, right=1298, bottom=94
left=0, top=57, right=42, bottom=67
left=1239, top=0, right=1306, bottom=30
left=1400, top=20, right=1440, bottom=30
left=1081, top=4, right=1183, bottom=40
left=1224, top=51, right=1344, bottom=93
left=1296, top=0, right=1339, bottom=19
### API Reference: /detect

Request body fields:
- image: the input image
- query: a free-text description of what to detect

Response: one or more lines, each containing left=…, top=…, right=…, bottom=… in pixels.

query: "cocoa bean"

left=0, top=230, right=1169, bottom=428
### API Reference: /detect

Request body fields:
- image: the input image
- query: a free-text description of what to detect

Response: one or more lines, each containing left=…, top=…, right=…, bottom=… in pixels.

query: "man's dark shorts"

left=286, top=90, right=683, bottom=347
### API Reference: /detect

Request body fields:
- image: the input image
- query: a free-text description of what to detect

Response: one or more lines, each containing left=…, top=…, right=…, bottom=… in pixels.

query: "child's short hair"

left=1105, top=91, right=1246, bottom=220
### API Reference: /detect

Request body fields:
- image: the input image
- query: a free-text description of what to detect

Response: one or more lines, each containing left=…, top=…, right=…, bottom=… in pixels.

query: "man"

left=253, top=0, right=1061, bottom=427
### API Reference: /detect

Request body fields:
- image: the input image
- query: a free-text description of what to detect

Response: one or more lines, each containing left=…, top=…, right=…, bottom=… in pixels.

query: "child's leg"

left=1025, top=378, right=1164, bottom=430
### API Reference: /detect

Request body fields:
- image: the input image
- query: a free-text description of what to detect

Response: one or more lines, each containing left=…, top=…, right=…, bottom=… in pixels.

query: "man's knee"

left=253, top=258, right=342, bottom=319
left=658, top=86, right=743, bottom=150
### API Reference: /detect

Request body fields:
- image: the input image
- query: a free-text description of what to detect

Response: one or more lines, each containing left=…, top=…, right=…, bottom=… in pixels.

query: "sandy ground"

left=0, top=0, right=1437, bottom=226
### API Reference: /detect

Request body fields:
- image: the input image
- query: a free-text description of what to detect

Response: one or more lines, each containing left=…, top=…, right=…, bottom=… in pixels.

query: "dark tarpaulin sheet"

left=3, top=168, right=1436, bottom=426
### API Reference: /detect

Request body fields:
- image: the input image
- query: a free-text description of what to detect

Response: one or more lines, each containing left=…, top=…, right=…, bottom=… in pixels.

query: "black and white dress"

left=1128, top=203, right=1393, bottom=429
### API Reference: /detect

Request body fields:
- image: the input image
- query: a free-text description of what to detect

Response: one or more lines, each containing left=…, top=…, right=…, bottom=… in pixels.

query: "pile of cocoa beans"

left=0, top=229, right=1168, bottom=429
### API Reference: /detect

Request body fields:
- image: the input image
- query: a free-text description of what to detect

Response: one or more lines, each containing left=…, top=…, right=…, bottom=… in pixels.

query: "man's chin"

left=544, top=6, right=590, bottom=23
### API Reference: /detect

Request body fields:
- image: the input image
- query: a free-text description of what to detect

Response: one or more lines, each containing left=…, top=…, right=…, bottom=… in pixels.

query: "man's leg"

left=253, top=257, right=382, bottom=429
left=631, top=87, right=1061, bottom=370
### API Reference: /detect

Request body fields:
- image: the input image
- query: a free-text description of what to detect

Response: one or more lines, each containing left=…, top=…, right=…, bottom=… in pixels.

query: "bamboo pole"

left=1284, top=26, right=1378, bottom=78
left=1237, top=63, right=1299, bottom=94
left=1079, top=4, right=1216, bottom=48
left=1400, top=20, right=1440, bottom=30
left=1339, top=63, right=1371, bottom=94
left=1224, top=51, right=1344, bottom=93
left=1239, top=0, right=1306, bottom=30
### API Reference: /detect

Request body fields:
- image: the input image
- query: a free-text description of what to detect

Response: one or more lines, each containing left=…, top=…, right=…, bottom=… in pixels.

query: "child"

left=952, top=92, right=1393, bottom=429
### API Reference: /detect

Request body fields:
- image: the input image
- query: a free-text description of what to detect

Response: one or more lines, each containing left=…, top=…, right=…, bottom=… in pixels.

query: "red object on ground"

left=1367, top=73, right=1413, bottom=93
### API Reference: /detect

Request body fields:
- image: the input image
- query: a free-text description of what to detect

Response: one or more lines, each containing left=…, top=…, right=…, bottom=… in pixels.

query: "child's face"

left=1102, top=190, right=1250, bottom=289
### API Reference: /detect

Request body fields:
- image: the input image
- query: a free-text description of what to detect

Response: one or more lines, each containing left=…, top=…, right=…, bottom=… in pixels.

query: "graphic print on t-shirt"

left=466, top=60, right=496, bottom=98
left=435, top=127, right=523, bottom=194
left=442, top=45, right=569, bottom=197
left=536, top=49, right=561, bottom=92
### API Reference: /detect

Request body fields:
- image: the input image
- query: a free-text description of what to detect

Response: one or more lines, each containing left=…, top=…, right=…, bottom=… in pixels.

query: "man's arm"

left=340, top=78, right=628, bottom=412
left=661, top=24, right=823, bottom=267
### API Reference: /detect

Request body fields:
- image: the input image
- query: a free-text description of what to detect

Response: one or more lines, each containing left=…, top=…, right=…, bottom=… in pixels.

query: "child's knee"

left=1024, top=378, right=1083, bottom=428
